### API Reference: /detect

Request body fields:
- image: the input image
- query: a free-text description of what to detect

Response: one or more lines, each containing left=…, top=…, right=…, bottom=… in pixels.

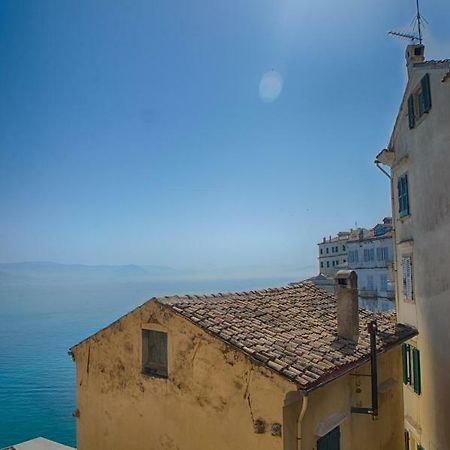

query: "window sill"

left=142, top=368, right=168, bottom=379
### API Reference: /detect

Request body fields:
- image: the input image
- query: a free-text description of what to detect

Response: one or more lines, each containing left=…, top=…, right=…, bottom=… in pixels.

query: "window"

left=398, top=174, right=410, bottom=218
left=320, top=248, right=323, bottom=255
left=342, top=245, right=346, bottom=251
left=320, top=262, right=324, bottom=268
left=327, top=261, right=330, bottom=268
left=404, top=429, right=425, bottom=450
left=367, top=275, right=374, bottom=291
left=326, top=248, right=329, bottom=254
left=376, top=247, right=389, bottom=261
left=380, top=274, right=388, bottom=291
left=142, top=329, right=168, bottom=378
left=408, top=73, right=431, bottom=129
left=348, top=250, right=359, bottom=264
left=402, top=343, right=421, bottom=394
left=363, top=248, right=375, bottom=262
left=402, top=255, right=414, bottom=301
left=317, top=426, right=340, bottom=450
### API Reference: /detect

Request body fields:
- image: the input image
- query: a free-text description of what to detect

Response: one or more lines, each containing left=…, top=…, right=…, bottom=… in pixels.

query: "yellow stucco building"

left=70, top=272, right=415, bottom=450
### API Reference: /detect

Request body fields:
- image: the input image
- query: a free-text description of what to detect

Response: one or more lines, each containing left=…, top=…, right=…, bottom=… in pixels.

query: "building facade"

left=317, top=232, right=350, bottom=277
left=70, top=278, right=415, bottom=450
left=375, top=44, right=450, bottom=450
left=346, top=218, right=394, bottom=303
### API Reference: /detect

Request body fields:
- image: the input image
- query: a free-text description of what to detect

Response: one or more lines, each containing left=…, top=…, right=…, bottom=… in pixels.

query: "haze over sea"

left=0, top=262, right=310, bottom=448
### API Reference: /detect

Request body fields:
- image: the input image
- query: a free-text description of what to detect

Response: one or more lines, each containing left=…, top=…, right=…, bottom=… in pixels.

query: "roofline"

left=157, top=299, right=418, bottom=394
left=69, top=283, right=305, bottom=353
left=69, top=296, right=159, bottom=353
left=301, top=327, right=418, bottom=394
left=387, top=59, right=450, bottom=151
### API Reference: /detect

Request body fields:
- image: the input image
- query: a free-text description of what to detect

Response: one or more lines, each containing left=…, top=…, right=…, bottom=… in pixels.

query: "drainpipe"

left=297, top=395, right=308, bottom=450
left=374, top=158, right=400, bottom=312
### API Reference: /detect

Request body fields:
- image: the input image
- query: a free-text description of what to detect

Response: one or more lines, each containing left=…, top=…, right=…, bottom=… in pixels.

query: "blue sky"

left=1, top=0, right=449, bottom=275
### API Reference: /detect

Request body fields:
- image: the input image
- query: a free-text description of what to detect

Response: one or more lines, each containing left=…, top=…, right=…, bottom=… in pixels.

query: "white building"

left=317, top=232, right=350, bottom=277
left=375, top=44, right=450, bottom=450
left=347, top=218, right=394, bottom=302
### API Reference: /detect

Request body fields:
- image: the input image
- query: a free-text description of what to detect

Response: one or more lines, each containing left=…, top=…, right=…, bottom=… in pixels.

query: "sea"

left=0, top=276, right=296, bottom=448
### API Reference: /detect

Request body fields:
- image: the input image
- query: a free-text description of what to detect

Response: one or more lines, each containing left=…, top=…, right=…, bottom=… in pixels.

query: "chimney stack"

left=335, top=270, right=359, bottom=343
left=406, top=44, right=425, bottom=76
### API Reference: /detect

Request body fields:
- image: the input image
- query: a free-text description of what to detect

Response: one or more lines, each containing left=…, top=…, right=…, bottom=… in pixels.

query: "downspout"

left=375, top=160, right=400, bottom=312
left=297, top=395, right=308, bottom=450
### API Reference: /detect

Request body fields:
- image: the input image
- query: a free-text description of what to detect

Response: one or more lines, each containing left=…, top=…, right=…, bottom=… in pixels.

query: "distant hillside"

left=0, top=262, right=179, bottom=285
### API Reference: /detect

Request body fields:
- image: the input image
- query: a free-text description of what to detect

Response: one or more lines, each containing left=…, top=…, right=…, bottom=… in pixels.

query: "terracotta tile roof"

left=158, top=283, right=416, bottom=392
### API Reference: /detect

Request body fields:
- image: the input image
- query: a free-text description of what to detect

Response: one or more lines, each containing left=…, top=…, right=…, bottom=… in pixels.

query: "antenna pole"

left=416, top=0, right=423, bottom=44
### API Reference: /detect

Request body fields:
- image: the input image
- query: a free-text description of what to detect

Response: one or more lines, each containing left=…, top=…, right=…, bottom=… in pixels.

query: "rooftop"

left=1, top=438, right=75, bottom=450
left=157, top=282, right=416, bottom=392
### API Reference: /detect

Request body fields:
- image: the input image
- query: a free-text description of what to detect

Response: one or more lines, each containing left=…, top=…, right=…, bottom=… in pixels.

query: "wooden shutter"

left=412, top=348, right=421, bottom=394
left=404, top=175, right=410, bottom=215
left=402, top=344, right=410, bottom=385
left=402, top=256, right=413, bottom=300
left=421, top=73, right=432, bottom=113
left=408, top=94, right=415, bottom=129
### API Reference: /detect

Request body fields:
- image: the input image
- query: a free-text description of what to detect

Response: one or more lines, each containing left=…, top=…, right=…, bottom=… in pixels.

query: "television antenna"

left=388, top=0, right=427, bottom=44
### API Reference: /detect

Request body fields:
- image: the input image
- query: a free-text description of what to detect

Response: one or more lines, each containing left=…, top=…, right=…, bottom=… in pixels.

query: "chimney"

left=406, top=44, right=425, bottom=76
left=335, top=270, right=359, bottom=343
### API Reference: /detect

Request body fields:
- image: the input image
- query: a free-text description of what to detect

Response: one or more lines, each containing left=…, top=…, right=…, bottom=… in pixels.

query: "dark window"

left=142, top=329, right=168, bottom=378
left=320, top=262, right=324, bottom=268
left=342, top=245, right=346, bottom=251
left=326, top=248, right=329, bottom=254
left=327, top=261, right=330, bottom=268
left=398, top=174, right=410, bottom=218
left=320, top=248, right=323, bottom=255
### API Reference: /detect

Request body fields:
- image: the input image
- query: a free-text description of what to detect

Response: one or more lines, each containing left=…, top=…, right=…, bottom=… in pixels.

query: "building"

left=375, top=44, right=450, bottom=450
left=70, top=273, right=416, bottom=450
left=317, top=232, right=350, bottom=276
left=347, top=218, right=395, bottom=306
left=1, top=437, right=75, bottom=450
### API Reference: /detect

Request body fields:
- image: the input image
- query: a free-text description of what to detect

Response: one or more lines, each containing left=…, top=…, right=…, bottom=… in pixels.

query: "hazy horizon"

left=1, top=0, right=450, bottom=275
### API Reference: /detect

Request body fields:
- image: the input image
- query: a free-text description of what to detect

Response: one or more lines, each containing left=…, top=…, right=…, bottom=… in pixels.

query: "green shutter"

left=412, top=348, right=421, bottom=394
left=402, top=344, right=410, bottom=385
left=421, top=73, right=432, bottom=113
left=404, top=175, right=410, bottom=215
left=408, top=94, right=416, bottom=129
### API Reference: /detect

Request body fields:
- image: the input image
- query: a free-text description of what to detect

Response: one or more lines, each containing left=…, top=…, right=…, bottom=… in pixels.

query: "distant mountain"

left=0, top=262, right=179, bottom=285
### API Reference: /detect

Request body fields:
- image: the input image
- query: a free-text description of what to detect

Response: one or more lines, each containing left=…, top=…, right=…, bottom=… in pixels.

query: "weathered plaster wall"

left=72, top=300, right=297, bottom=450
left=391, top=64, right=450, bottom=450
left=302, top=347, right=404, bottom=450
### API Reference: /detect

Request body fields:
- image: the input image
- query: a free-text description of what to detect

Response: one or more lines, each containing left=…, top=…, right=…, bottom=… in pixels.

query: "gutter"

left=297, top=395, right=309, bottom=450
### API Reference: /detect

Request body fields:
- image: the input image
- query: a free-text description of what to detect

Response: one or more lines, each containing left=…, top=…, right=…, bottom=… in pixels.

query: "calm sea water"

left=0, top=277, right=294, bottom=448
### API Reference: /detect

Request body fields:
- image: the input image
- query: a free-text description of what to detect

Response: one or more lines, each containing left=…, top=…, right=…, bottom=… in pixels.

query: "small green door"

left=317, top=426, right=340, bottom=450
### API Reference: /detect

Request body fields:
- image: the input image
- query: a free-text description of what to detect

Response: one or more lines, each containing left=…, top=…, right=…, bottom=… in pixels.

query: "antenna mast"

left=415, top=0, right=423, bottom=44
left=388, top=0, right=426, bottom=44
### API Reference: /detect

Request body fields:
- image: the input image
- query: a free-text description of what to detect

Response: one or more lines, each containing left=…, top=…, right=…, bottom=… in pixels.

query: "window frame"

left=142, top=328, right=169, bottom=379
left=398, top=173, right=410, bottom=219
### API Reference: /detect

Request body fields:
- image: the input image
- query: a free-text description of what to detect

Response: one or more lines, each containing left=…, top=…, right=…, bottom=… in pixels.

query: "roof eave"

left=300, top=328, right=418, bottom=394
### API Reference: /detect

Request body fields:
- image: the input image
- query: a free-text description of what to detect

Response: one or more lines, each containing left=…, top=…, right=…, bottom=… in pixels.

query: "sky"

left=1, top=0, right=449, bottom=276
